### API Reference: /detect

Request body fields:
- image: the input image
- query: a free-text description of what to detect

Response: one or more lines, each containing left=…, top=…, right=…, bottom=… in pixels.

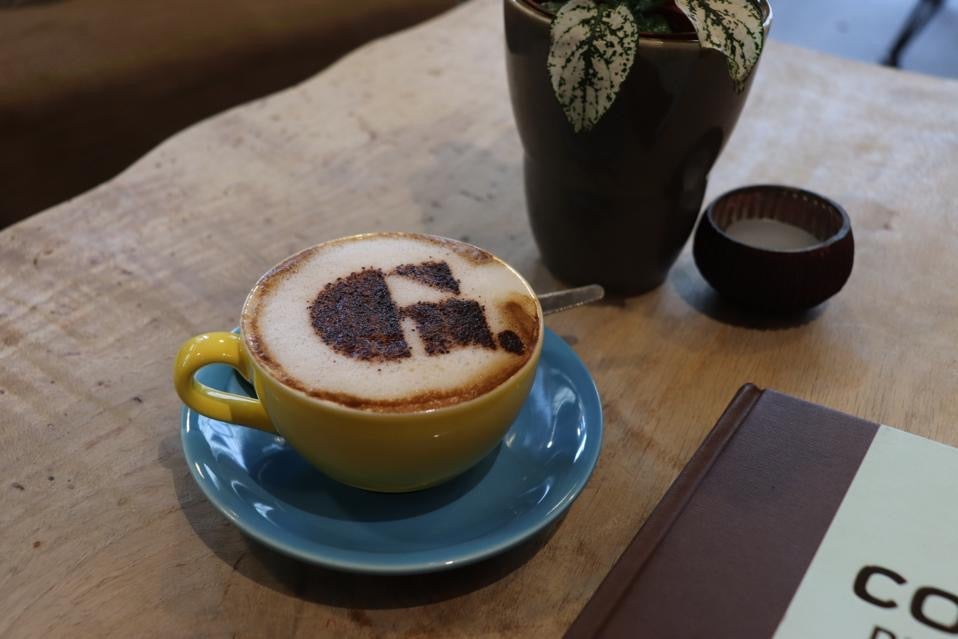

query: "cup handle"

left=173, top=332, right=276, bottom=433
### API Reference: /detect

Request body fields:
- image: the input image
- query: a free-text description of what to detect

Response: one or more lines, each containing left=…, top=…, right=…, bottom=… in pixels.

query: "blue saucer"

left=180, top=328, right=602, bottom=574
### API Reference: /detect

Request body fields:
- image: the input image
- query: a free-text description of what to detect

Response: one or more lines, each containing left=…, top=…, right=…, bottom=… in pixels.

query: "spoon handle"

left=537, top=284, right=605, bottom=316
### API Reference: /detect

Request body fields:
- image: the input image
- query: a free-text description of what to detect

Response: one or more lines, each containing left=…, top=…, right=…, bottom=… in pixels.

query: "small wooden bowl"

left=693, top=185, right=854, bottom=313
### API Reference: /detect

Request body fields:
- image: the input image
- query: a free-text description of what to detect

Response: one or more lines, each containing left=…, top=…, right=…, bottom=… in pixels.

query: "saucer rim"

left=180, top=328, right=603, bottom=575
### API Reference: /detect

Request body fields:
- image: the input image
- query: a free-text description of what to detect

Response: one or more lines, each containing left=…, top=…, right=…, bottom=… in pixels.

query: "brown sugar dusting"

left=499, top=297, right=540, bottom=348
left=497, top=330, right=525, bottom=355
left=309, top=269, right=411, bottom=362
left=242, top=233, right=543, bottom=412
left=391, top=261, right=460, bottom=294
left=401, top=299, right=497, bottom=355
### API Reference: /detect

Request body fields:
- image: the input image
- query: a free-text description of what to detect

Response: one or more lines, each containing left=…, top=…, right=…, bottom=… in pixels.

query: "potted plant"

left=505, top=0, right=772, bottom=294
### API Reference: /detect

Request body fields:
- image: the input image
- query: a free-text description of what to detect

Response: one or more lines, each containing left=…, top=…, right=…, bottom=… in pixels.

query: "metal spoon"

left=537, top=284, right=605, bottom=315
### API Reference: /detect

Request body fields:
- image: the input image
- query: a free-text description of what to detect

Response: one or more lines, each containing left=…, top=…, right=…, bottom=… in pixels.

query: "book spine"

left=564, top=383, right=765, bottom=639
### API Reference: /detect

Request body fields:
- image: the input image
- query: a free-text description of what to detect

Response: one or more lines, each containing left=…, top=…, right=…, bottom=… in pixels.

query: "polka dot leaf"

left=547, top=0, right=639, bottom=133
left=675, top=0, right=765, bottom=91
left=545, top=0, right=765, bottom=132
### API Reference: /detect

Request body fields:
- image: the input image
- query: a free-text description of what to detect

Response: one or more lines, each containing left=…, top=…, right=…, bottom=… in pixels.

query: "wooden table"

left=2, top=0, right=958, bottom=636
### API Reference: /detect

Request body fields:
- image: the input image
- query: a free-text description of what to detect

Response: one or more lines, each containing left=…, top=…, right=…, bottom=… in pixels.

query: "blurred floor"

left=0, top=0, right=456, bottom=227
left=770, top=0, right=958, bottom=78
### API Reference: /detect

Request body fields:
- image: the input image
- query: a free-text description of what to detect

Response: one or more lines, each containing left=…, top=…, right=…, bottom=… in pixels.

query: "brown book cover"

left=567, top=384, right=958, bottom=639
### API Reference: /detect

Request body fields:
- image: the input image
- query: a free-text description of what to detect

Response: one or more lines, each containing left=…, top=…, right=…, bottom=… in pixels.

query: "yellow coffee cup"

left=173, top=235, right=543, bottom=493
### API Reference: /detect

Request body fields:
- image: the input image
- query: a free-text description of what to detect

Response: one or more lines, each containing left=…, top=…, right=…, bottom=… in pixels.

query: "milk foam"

left=242, top=234, right=540, bottom=411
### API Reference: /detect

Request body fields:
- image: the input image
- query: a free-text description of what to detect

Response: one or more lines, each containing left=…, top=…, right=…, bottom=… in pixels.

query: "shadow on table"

left=159, top=433, right=561, bottom=610
left=669, top=261, right=826, bottom=330
left=242, top=517, right=561, bottom=609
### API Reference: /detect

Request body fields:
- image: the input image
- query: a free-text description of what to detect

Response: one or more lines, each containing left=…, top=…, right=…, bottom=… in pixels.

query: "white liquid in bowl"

left=724, top=218, right=821, bottom=251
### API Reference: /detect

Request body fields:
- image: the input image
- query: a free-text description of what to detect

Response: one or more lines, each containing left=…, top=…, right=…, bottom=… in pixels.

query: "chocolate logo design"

left=309, top=261, right=525, bottom=362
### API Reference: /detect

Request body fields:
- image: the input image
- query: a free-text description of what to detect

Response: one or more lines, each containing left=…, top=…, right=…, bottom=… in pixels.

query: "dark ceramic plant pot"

left=505, top=0, right=772, bottom=294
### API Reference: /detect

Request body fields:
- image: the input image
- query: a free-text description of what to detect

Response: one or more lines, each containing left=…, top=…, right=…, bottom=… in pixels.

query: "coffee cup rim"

left=239, top=231, right=545, bottom=417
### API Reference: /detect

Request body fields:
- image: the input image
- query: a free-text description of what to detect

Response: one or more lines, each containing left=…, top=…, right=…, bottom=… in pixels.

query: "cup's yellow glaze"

left=173, top=240, right=543, bottom=493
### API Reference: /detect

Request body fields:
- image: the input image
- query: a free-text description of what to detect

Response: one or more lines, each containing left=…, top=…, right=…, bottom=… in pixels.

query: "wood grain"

left=2, top=0, right=958, bottom=636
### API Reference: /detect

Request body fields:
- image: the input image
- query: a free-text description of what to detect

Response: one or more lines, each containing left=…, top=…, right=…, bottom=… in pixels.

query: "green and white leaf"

left=547, top=0, right=639, bottom=133
left=675, top=0, right=765, bottom=91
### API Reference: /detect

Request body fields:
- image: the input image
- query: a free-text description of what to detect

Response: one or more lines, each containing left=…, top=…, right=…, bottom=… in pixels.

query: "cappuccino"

left=242, top=233, right=541, bottom=412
